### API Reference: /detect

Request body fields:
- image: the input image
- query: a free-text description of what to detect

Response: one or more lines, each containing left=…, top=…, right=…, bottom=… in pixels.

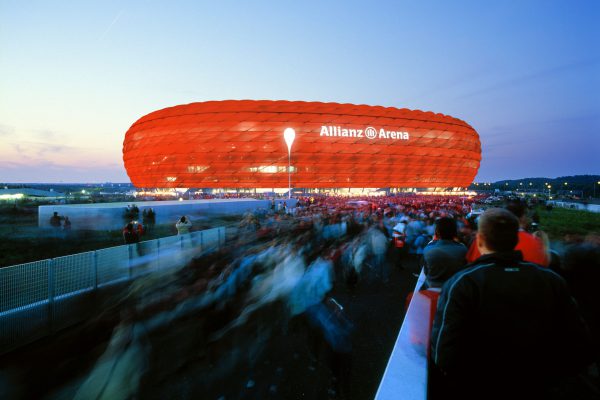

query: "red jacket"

left=466, top=230, right=549, bottom=266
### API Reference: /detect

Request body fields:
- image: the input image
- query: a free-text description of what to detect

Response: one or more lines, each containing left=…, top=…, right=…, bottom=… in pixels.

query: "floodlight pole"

left=283, top=128, right=296, bottom=200
left=288, top=150, right=291, bottom=199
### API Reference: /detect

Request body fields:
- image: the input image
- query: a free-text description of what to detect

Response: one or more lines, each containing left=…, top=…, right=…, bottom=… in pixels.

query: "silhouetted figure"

left=123, top=222, right=140, bottom=244
left=143, top=208, right=156, bottom=231
left=135, top=221, right=144, bottom=238
left=63, top=216, right=72, bottom=231
left=50, top=211, right=62, bottom=228
left=124, top=204, right=140, bottom=221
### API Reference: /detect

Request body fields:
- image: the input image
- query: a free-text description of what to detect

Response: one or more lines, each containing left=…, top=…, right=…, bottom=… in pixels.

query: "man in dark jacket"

left=431, top=208, right=592, bottom=398
left=422, top=217, right=467, bottom=288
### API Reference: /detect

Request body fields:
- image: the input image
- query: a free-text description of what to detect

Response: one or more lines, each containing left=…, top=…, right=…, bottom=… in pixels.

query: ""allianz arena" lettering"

left=320, top=125, right=410, bottom=140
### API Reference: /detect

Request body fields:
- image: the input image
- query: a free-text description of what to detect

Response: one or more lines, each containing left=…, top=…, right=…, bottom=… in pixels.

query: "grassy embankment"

left=0, top=205, right=238, bottom=268
left=535, top=206, right=600, bottom=241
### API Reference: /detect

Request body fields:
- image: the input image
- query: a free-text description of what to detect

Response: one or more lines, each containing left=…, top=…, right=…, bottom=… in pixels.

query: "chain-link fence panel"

left=0, top=260, right=51, bottom=352
left=97, top=244, right=130, bottom=287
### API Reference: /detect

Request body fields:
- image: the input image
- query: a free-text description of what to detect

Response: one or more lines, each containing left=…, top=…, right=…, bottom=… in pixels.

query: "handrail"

left=375, top=270, right=430, bottom=400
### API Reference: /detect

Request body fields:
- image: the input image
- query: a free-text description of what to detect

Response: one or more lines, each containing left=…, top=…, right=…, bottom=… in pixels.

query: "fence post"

left=93, top=251, right=98, bottom=290
left=128, top=245, right=133, bottom=279
left=47, top=259, right=55, bottom=333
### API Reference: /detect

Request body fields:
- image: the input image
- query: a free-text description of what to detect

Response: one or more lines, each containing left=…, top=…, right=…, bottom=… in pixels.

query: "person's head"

left=180, top=216, right=186, bottom=223
left=435, top=217, right=457, bottom=240
left=506, top=198, right=527, bottom=220
left=477, top=208, right=519, bottom=255
left=53, top=212, right=58, bottom=216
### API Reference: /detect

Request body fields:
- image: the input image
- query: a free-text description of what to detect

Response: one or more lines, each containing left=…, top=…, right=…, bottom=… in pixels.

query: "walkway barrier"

left=0, top=227, right=226, bottom=355
left=375, top=270, right=431, bottom=400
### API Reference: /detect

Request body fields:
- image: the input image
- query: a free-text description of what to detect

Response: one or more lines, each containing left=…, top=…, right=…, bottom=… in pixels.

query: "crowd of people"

left=49, top=193, right=599, bottom=398
left=236, top=194, right=600, bottom=395
left=78, top=194, right=476, bottom=398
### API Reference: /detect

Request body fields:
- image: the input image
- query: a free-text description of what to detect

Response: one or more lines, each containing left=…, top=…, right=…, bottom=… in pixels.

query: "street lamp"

left=548, top=184, right=551, bottom=198
left=283, top=127, right=296, bottom=199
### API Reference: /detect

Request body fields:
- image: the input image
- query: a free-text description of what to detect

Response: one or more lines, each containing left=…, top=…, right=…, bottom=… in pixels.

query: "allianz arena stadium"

left=122, top=100, right=481, bottom=189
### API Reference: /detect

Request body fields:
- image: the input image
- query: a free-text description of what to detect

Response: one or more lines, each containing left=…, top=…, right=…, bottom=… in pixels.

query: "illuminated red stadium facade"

left=123, top=100, right=481, bottom=189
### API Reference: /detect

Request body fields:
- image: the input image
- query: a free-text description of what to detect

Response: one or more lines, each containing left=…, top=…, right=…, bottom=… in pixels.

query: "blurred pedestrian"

left=176, top=216, right=192, bottom=235
left=423, top=217, right=466, bottom=289
left=49, top=211, right=62, bottom=228
left=368, top=225, right=389, bottom=282
left=143, top=208, right=156, bottom=231
left=123, top=222, right=140, bottom=244
left=63, top=216, right=72, bottom=232
left=135, top=221, right=144, bottom=238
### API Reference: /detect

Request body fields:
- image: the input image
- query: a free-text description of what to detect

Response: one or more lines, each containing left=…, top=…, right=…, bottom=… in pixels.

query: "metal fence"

left=0, top=227, right=225, bottom=355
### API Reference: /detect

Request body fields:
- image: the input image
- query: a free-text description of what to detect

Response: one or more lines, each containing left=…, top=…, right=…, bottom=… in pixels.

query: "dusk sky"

left=1, top=1, right=598, bottom=183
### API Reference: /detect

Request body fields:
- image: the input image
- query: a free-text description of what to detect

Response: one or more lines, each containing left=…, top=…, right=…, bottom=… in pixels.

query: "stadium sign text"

left=319, top=125, right=409, bottom=140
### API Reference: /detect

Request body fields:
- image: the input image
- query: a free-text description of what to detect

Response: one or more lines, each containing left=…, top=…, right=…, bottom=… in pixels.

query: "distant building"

left=0, top=188, right=65, bottom=201
left=556, top=189, right=584, bottom=198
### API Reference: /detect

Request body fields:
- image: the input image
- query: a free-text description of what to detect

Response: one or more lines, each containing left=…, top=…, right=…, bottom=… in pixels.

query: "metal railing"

left=0, top=227, right=226, bottom=355
left=376, top=270, right=430, bottom=400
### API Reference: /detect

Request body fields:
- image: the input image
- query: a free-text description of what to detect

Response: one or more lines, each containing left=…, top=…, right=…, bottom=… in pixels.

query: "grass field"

left=534, top=206, right=600, bottom=241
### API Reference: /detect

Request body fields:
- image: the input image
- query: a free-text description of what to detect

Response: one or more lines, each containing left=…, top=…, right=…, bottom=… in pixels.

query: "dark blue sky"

left=1, top=1, right=598, bottom=182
